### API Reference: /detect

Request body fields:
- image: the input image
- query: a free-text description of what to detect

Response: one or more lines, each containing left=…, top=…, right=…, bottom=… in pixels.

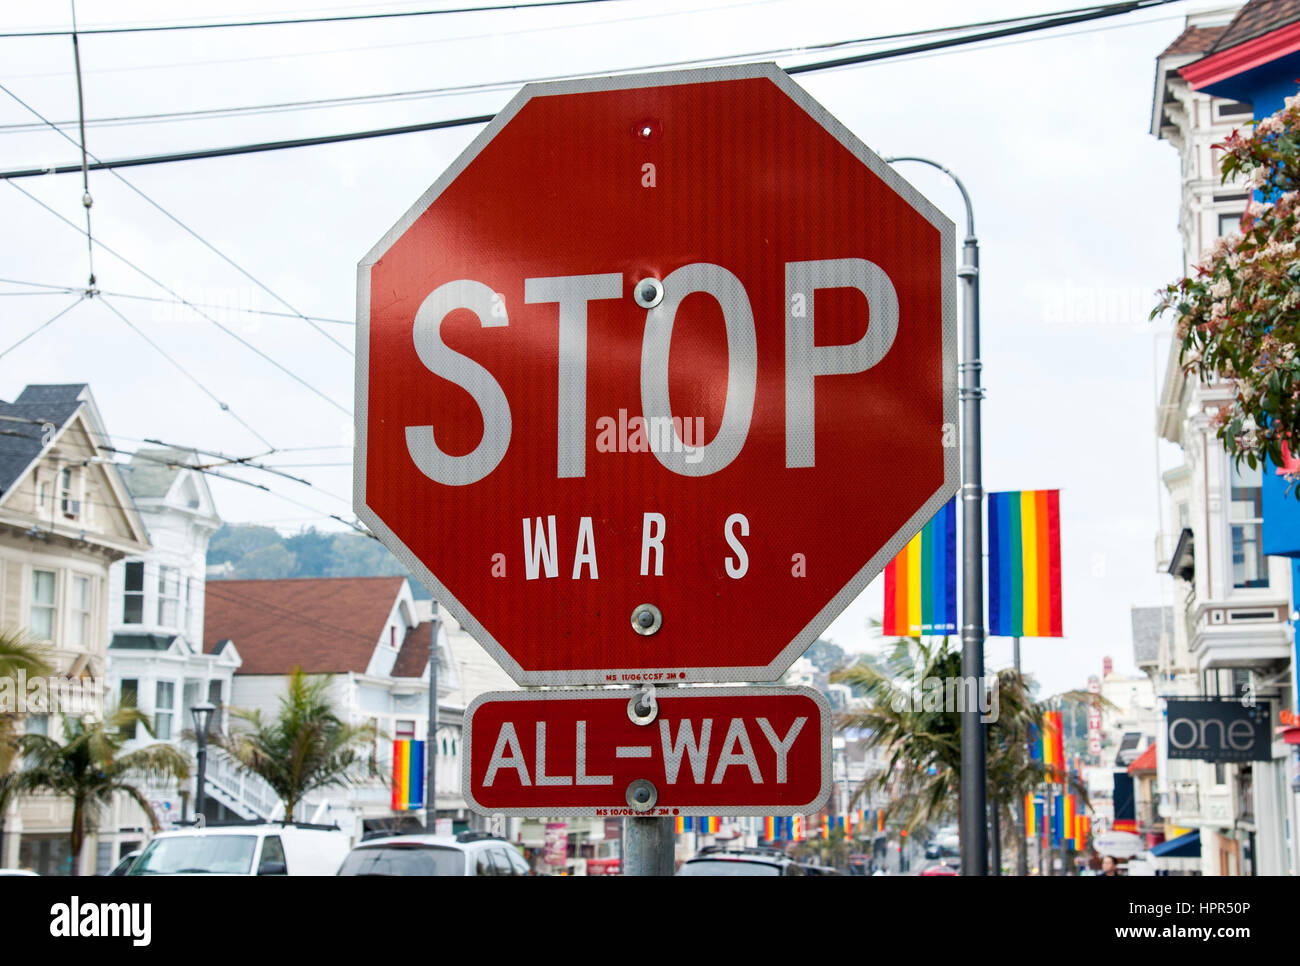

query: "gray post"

left=426, top=605, right=440, bottom=833
left=624, top=817, right=675, bottom=876
left=194, top=731, right=208, bottom=821
left=1014, top=637, right=1029, bottom=876
left=887, top=156, right=985, bottom=876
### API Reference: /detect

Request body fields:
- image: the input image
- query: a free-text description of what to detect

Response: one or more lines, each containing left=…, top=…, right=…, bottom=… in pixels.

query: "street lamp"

left=190, top=701, right=216, bottom=823
left=884, top=156, right=987, bottom=876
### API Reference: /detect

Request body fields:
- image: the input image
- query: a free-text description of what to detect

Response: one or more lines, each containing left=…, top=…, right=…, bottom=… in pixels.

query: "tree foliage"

left=213, top=668, right=375, bottom=821
left=1153, top=90, right=1300, bottom=478
left=16, top=708, right=190, bottom=875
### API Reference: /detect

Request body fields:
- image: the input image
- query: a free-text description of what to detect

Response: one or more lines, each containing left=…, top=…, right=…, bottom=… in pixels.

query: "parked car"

left=920, top=861, right=959, bottom=877
left=0, top=868, right=37, bottom=876
left=127, top=822, right=351, bottom=876
left=337, top=831, right=531, bottom=876
left=676, top=848, right=807, bottom=877
left=107, top=850, right=141, bottom=876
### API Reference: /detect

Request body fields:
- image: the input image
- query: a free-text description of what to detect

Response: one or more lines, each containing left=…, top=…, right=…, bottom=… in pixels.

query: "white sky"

left=0, top=0, right=1206, bottom=695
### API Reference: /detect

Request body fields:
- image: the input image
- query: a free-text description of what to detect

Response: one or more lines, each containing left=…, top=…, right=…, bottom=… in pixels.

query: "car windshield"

left=129, top=835, right=258, bottom=875
left=337, top=844, right=466, bottom=876
left=677, top=859, right=782, bottom=876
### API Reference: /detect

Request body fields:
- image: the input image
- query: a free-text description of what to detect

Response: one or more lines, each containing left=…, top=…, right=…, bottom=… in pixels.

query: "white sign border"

left=356, top=61, right=959, bottom=686
left=460, top=685, right=833, bottom=819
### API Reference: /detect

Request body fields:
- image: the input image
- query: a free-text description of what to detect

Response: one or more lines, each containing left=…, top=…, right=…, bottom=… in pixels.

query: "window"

left=120, top=679, right=138, bottom=738
left=37, top=479, right=51, bottom=512
left=29, top=570, right=55, bottom=641
left=1218, top=211, right=1244, bottom=238
left=123, top=562, right=144, bottom=624
left=155, top=681, right=175, bottom=740
left=1216, top=101, right=1252, bottom=119
left=395, top=719, right=415, bottom=740
left=60, top=467, right=79, bottom=518
left=157, top=566, right=180, bottom=627
left=207, top=680, right=223, bottom=734
left=1230, top=461, right=1268, bottom=588
left=1214, top=762, right=1227, bottom=786
left=257, top=836, right=287, bottom=875
left=69, top=575, right=91, bottom=648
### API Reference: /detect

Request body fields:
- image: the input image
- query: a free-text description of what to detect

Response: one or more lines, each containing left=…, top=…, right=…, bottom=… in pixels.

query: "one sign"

left=1166, top=699, right=1273, bottom=762
left=1087, top=675, right=1102, bottom=756
left=463, top=686, right=830, bottom=816
left=356, top=62, right=957, bottom=685
left=1093, top=830, right=1144, bottom=859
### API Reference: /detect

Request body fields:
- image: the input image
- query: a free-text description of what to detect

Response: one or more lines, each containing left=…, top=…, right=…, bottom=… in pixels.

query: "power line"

left=0, top=3, right=1127, bottom=133
left=0, top=0, right=626, bottom=38
left=0, top=81, right=353, bottom=356
left=0, top=0, right=787, bottom=83
left=0, top=0, right=1185, bottom=180
left=0, top=278, right=353, bottom=325
left=68, top=0, right=95, bottom=289
left=97, top=296, right=276, bottom=449
left=6, top=179, right=352, bottom=417
left=0, top=296, right=84, bottom=359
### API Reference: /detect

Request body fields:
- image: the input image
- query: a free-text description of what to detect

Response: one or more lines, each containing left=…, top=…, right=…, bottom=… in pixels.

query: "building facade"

left=1150, top=1, right=1298, bottom=875
left=0, top=384, right=151, bottom=874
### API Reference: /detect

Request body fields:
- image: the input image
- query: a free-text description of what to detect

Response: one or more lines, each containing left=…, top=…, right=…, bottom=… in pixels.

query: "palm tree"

left=830, top=636, right=1089, bottom=842
left=213, top=667, right=376, bottom=821
left=0, top=629, right=53, bottom=865
left=17, top=707, right=190, bottom=876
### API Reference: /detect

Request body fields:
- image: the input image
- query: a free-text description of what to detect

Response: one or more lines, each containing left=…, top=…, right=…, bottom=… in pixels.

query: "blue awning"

left=1150, top=830, right=1200, bottom=858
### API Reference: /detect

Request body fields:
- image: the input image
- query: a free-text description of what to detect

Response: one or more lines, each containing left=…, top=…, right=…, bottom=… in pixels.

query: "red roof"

left=203, top=576, right=407, bottom=675
left=1209, top=0, right=1300, bottom=53
left=391, top=622, right=433, bottom=678
left=1127, top=743, right=1157, bottom=775
left=1159, top=25, right=1227, bottom=58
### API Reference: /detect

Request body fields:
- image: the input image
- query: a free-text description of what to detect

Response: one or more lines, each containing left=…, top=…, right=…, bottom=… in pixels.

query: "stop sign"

left=356, top=63, right=956, bottom=685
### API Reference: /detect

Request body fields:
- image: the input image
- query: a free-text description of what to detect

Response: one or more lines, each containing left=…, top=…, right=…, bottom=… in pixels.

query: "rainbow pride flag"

left=763, top=816, right=776, bottom=841
left=701, top=816, right=719, bottom=834
left=1040, top=710, right=1065, bottom=781
left=987, top=490, right=1062, bottom=637
left=391, top=739, right=425, bottom=811
left=882, top=499, right=957, bottom=637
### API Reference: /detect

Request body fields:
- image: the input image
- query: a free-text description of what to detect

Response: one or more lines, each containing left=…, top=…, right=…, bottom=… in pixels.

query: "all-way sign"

left=463, top=687, right=830, bottom=817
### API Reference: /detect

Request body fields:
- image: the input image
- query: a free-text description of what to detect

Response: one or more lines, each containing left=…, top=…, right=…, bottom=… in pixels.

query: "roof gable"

left=203, top=576, right=409, bottom=675
left=1211, top=0, right=1300, bottom=52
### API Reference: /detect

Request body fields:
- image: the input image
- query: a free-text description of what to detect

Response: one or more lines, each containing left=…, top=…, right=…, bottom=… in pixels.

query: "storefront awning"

left=1150, top=830, right=1200, bottom=858
left=1127, top=743, right=1157, bottom=775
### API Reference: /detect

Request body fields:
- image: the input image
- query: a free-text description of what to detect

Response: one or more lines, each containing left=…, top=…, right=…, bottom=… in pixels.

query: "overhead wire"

left=96, top=296, right=276, bottom=449
left=0, top=0, right=627, bottom=38
left=0, top=82, right=353, bottom=356
left=0, top=278, right=353, bottom=325
left=0, top=0, right=1187, bottom=180
left=0, top=296, right=84, bottom=359
left=6, top=179, right=351, bottom=417
left=68, top=0, right=95, bottom=289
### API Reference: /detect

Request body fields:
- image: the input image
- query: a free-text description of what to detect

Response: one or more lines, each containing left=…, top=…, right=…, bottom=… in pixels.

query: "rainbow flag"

left=988, top=490, right=1062, bottom=637
left=882, top=499, right=957, bottom=637
left=391, top=739, right=425, bottom=811
left=763, top=816, right=776, bottom=841
left=1041, top=711, right=1065, bottom=781
left=876, top=811, right=885, bottom=833
left=1024, top=794, right=1036, bottom=836
left=701, top=816, right=718, bottom=834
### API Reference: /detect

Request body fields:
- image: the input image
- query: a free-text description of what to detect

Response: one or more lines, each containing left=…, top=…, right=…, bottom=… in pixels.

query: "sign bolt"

left=626, top=779, right=658, bottom=812
left=633, top=278, right=664, bottom=309
left=631, top=603, right=662, bottom=636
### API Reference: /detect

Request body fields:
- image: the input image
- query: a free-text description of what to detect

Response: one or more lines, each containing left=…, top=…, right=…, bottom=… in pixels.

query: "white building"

left=100, top=447, right=236, bottom=871
left=1149, top=5, right=1296, bottom=875
left=203, top=575, right=466, bottom=838
left=0, top=384, right=151, bottom=874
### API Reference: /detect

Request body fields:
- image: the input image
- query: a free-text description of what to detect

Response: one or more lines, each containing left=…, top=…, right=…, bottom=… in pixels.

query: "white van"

left=127, top=823, right=352, bottom=876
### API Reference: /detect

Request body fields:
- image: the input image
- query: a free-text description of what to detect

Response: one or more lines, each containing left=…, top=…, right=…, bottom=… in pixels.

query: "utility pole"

left=1014, top=637, right=1029, bottom=876
left=886, top=156, right=985, bottom=875
left=426, top=603, right=440, bottom=834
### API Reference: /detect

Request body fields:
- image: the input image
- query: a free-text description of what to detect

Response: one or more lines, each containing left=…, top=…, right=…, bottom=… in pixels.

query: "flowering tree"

left=1152, top=91, right=1300, bottom=482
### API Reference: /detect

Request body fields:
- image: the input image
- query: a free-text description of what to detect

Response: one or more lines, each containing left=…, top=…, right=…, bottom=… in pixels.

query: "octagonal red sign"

left=356, top=63, right=957, bottom=685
